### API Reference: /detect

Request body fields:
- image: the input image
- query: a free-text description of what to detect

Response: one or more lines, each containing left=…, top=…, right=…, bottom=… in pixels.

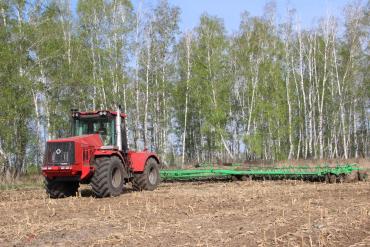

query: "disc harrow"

left=160, top=163, right=366, bottom=183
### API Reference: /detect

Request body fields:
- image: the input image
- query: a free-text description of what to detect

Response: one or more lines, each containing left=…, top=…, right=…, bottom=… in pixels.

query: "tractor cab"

left=70, top=109, right=128, bottom=150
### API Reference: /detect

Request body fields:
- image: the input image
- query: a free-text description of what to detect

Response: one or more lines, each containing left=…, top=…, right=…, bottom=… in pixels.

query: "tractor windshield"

left=72, top=117, right=116, bottom=146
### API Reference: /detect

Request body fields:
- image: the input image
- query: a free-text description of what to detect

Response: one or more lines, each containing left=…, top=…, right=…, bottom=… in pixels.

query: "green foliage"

left=25, top=165, right=41, bottom=175
left=0, top=0, right=369, bottom=176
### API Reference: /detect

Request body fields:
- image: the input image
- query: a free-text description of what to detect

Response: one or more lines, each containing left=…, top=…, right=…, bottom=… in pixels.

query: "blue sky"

left=132, top=0, right=351, bottom=32
left=71, top=0, right=353, bottom=32
left=72, top=0, right=352, bottom=32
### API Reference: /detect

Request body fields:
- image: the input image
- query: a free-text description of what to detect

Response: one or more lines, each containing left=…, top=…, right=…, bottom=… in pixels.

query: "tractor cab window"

left=72, top=117, right=116, bottom=146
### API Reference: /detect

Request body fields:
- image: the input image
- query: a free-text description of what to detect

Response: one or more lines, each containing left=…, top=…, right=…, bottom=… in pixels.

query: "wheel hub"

left=112, top=167, right=122, bottom=188
left=148, top=167, right=157, bottom=185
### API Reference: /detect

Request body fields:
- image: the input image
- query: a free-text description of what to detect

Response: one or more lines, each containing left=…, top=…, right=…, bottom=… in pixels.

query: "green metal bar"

left=160, top=164, right=361, bottom=181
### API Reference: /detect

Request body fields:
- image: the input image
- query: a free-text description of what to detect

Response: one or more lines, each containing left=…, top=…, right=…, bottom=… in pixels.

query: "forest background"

left=0, top=0, right=369, bottom=176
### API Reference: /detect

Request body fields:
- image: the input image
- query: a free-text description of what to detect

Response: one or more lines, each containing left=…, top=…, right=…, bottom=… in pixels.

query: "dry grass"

left=0, top=180, right=369, bottom=246
left=0, top=174, right=43, bottom=191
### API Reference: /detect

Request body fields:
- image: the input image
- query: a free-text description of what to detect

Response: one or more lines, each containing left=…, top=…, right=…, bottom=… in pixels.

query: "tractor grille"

left=46, top=142, right=75, bottom=165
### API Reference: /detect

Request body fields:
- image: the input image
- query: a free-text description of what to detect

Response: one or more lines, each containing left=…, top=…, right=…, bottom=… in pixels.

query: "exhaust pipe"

left=116, top=105, right=122, bottom=151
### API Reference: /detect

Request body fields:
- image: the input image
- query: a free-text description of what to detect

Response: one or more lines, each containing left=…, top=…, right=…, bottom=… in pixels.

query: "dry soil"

left=0, top=180, right=369, bottom=246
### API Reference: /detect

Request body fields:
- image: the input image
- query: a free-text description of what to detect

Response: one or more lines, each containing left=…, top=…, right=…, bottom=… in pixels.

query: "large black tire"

left=45, top=178, right=79, bottom=199
left=132, top=158, right=160, bottom=191
left=91, top=156, right=125, bottom=198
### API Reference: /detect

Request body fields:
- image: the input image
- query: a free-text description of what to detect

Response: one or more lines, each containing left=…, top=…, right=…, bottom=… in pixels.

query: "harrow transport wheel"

left=338, top=174, right=346, bottom=183
left=133, top=158, right=160, bottom=191
left=91, top=156, right=125, bottom=198
left=45, top=179, right=79, bottom=199
left=325, top=174, right=337, bottom=184
left=241, top=175, right=252, bottom=181
left=358, top=171, right=368, bottom=181
left=231, top=175, right=241, bottom=181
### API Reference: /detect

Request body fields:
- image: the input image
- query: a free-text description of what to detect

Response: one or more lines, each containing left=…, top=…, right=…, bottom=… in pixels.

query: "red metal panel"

left=94, top=149, right=125, bottom=162
left=128, top=151, right=160, bottom=172
left=44, top=134, right=103, bottom=180
left=48, top=134, right=103, bottom=146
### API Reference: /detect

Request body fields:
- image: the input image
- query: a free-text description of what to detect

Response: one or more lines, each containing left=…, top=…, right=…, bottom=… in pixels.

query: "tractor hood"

left=47, top=134, right=103, bottom=147
left=44, top=134, right=103, bottom=167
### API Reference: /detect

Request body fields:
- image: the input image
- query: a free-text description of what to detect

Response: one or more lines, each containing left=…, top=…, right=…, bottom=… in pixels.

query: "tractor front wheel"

left=132, top=158, right=160, bottom=191
left=91, top=156, right=125, bottom=198
left=45, top=179, right=79, bottom=198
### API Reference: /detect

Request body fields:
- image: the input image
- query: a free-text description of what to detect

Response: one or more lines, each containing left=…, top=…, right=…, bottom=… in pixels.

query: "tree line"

left=0, top=0, right=369, bottom=174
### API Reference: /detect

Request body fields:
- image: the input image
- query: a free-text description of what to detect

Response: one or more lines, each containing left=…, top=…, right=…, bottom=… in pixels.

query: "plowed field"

left=0, top=180, right=369, bottom=246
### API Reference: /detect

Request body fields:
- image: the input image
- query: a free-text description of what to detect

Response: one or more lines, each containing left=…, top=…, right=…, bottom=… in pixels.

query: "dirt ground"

left=0, top=180, right=369, bottom=247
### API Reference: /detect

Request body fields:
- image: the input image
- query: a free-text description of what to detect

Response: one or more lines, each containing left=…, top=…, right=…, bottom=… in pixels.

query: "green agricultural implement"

left=160, top=164, right=366, bottom=183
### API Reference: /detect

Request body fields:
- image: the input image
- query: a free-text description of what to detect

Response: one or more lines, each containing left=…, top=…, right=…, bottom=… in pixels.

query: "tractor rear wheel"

left=132, top=158, right=160, bottom=191
left=91, top=156, right=125, bottom=198
left=45, top=179, right=79, bottom=198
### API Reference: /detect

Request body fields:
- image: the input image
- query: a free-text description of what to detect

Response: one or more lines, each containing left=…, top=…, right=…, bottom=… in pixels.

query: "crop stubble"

left=0, top=180, right=369, bottom=246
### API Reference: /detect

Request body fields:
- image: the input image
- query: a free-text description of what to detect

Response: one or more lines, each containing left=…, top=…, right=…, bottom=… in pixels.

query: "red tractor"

left=42, top=107, right=160, bottom=198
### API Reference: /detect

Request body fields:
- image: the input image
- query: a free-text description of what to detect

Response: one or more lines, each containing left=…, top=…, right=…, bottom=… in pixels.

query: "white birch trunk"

left=284, top=37, right=294, bottom=159
left=297, top=23, right=308, bottom=159
left=143, top=25, right=151, bottom=148
left=181, top=32, right=192, bottom=165
left=134, top=5, right=141, bottom=149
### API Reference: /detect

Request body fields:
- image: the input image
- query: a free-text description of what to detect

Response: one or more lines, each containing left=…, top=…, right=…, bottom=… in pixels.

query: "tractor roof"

left=74, top=110, right=127, bottom=118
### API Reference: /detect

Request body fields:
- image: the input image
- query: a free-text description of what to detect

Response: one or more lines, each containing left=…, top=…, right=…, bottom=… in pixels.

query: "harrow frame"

left=160, top=164, right=363, bottom=181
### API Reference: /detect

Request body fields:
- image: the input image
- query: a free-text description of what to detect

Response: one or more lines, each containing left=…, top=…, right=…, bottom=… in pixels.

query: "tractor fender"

left=128, top=151, right=160, bottom=172
left=92, top=150, right=129, bottom=178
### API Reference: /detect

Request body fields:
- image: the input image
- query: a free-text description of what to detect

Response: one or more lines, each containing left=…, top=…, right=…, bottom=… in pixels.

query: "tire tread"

left=91, top=156, right=124, bottom=198
left=132, top=158, right=160, bottom=191
left=45, top=179, right=79, bottom=199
